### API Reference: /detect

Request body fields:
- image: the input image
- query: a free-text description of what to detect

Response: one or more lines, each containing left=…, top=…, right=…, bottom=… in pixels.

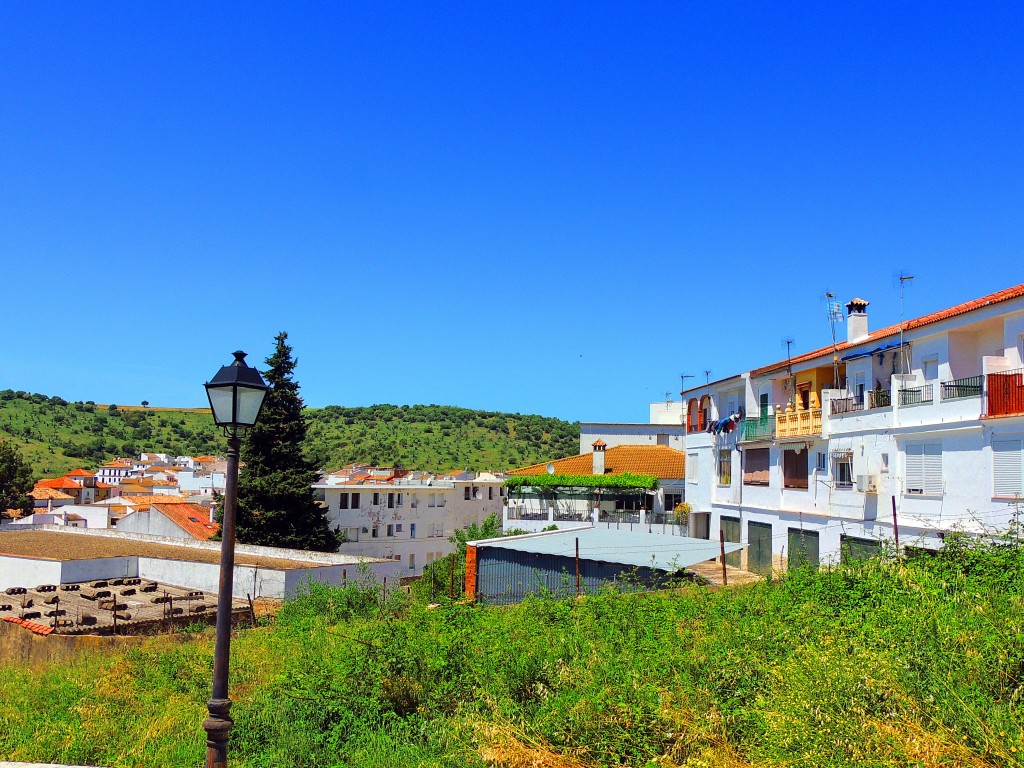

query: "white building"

left=503, top=442, right=687, bottom=534
left=678, top=282, right=1024, bottom=575
left=314, top=468, right=505, bottom=575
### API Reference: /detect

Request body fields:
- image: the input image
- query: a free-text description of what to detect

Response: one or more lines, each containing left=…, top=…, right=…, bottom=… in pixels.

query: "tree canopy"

left=0, top=438, right=33, bottom=517
left=232, top=333, right=338, bottom=552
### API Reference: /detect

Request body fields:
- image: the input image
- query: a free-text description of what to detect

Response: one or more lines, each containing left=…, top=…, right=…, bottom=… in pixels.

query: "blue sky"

left=1, top=3, right=1021, bottom=423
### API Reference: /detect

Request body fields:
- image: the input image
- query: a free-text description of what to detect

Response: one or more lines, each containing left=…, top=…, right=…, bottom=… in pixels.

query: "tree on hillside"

left=230, top=332, right=338, bottom=552
left=0, top=438, right=33, bottom=517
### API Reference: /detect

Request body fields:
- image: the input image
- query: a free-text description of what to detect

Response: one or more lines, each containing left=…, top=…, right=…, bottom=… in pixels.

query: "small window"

left=396, top=493, right=403, bottom=506
left=410, top=523, right=417, bottom=539
left=371, top=525, right=379, bottom=538
left=922, top=356, right=939, bottom=381
left=834, top=456, right=853, bottom=489
left=880, top=453, right=889, bottom=473
left=488, top=486, right=494, bottom=500
left=717, top=451, right=732, bottom=486
left=386, top=524, right=394, bottom=537
left=816, top=452, right=827, bottom=472
left=906, top=442, right=942, bottom=495
left=372, top=492, right=380, bottom=506
left=744, top=448, right=770, bottom=486
left=783, top=449, right=809, bottom=490
left=387, top=492, right=395, bottom=509
left=687, top=453, right=698, bottom=483
left=351, top=492, right=360, bottom=508
left=396, top=523, right=403, bottom=533
left=464, top=487, right=471, bottom=500
left=339, top=492, right=349, bottom=510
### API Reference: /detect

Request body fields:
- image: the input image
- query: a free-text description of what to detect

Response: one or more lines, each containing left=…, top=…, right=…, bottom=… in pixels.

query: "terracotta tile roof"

left=510, top=445, right=685, bottom=480
left=193, top=456, right=216, bottom=463
left=36, top=478, right=82, bottom=491
left=29, top=488, right=74, bottom=501
left=95, top=481, right=114, bottom=489
left=3, top=616, right=53, bottom=636
left=591, top=439, right=607, bottom=447
left=65, top=514, right=86, bottom=522
left=121, top=494, right=189, bottom=506
left=100, top=459, right=134, bottom=469
left=65, top=468, right=93, bottom=477
left=749, top=282, right=1024, bottom=378
left=151, top=503, right=220, bottom=540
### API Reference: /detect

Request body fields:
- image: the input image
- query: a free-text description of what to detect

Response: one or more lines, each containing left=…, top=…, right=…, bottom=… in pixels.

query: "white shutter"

left=993, top=439, right=1023, bottom=498
left=922, top=443, right=943, bottom=496
left=906, top=442, right=942, bottom=495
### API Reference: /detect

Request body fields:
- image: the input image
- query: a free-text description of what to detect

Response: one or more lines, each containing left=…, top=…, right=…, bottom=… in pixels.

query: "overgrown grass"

left=2, top=541, right=1023, bottom=767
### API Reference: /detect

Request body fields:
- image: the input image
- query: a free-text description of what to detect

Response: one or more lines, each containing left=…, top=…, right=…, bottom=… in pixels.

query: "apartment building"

left=314, top=466, right=505, bottom=575
left=678, top=283, right=1024, bottom=574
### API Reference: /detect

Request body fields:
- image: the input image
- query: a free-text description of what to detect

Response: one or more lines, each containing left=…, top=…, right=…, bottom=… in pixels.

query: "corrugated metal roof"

left=470, top=526, right=745, bottom=571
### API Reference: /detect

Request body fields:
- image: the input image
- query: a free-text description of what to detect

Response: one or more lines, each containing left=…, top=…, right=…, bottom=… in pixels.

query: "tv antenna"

left=896, top=271, right=914, bottom=375
left=782, top=337, right=796, bottom=397
left=824, top=290, right=844, bottom=387
left=679, top=373, right=694, bottom=396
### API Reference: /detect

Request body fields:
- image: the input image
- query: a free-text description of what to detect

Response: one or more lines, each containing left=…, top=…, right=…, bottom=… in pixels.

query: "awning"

left=841, top=342, right=904, bottom=362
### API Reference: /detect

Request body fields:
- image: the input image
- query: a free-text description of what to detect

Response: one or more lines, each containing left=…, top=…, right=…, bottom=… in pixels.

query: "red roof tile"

left=511, top=445, right=685, bottom=479
left=151, top=503, right=220, bottom=540
left=748, top=282, right=1024, bottom=378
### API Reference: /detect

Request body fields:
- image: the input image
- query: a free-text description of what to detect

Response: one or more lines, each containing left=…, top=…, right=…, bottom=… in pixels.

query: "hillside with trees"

left=0, top=390, right=580, bottom=478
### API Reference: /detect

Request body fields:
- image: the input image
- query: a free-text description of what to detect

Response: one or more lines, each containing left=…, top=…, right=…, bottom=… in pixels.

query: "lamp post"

left=202, top=350, right=269, bottom=768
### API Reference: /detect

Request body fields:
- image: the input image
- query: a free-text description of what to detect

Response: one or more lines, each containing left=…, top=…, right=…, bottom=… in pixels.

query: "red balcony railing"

left=687, top=414, right=707, bottom=434
left=986, top=369, right=1024, bottom=418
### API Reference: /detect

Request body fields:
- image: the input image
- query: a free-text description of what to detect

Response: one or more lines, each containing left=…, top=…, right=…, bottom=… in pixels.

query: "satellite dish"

left=546, top=463, right=555, bottom=475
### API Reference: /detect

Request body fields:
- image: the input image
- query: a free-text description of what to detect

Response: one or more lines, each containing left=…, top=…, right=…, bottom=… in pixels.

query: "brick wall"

left=464, top=544, right=477, bottom=600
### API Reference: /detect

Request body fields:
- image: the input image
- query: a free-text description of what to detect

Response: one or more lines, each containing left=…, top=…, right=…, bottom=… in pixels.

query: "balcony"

left=868, top=389, right=891, bottom=409
left=740, top=416, right=776, bottom=442
left=776, top=405, right=822, bottom=438
left=687, top=415, right=707, bottom=434
left=898, top=384, right=934, bottom=407
left=985, top=369, right=1024, bottom=418
left=940, top=375, right=983, bottom=400
left=830, top=396, right=864, bottom=416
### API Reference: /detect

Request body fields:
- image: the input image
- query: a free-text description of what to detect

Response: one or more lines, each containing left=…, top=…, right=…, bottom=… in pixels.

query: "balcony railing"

left=940, top=375, right=983, bottom=400
left=830, top=396, right=864, bottom=416
left=740, top=416, right=775, bottom=442
left=687, top=415, right=707, bottom=434
left=986, top=369, right=1024, bottom=418
left=868, top=389, right=891, bottom=409
left=776, top=407, right=822, bottom=438
left=899, top=384, right=934, bottom=407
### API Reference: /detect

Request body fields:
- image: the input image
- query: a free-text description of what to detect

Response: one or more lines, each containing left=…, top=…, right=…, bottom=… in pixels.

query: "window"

left=922, top=356, right=939, bottom=381
left=880, top=453, right=889, bottom=473
left=743, top=448, right=770, bottom=486
left=488, top=486, right=494, bottom=500
left=615, top=496, right=643, bottom=512
left=717, top=451, right=732, bottom=486
left=396, top=523, right=403, bottom=533
left=759, top=392, right=770, bottom=418
left=386, top=524, right=394, bottom=537
left=657, top=433, right=669, bottom=446
left=339, top=492, right=349, bottom=510
left=833, top=455, right=853, bottom=489
left=664, top=492, right=683, bottom=510
left=397, top=493, right=403, bottom=506
left=464, top=487, right=471, bottom=500
left=905, top=442, right=942, bottom=495
left=993, top=438, right=1024, bottom=498
left=855, top=372, right=866, bottom=402
left=371, top=525, right=379, bottom=538
left=783, top=449, right=809, bottom=490
left=688, top=453, right=698, bottom=483
left=372, top=492, right=380, bottom=506
left=816, top=452, right=827, bottom=472
left=387, top=492, right=395, bottom=509
left=409, top=553, right=415, bottom=570
left=428, top=493, right=436, bottom=508
left=410, top=523, right=417, bottom=539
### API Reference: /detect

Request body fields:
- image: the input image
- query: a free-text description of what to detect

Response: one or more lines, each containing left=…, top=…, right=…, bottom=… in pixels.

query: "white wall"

left=0, top=556, right=62, bottom=591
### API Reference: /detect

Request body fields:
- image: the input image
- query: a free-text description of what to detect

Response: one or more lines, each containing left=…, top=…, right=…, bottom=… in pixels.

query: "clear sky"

left=1, top=3, right=1021, bottom=423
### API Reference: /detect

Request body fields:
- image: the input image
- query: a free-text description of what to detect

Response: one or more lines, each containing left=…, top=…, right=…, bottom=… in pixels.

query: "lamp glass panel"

left=207, top=387, right=236, bottom=426
left=235, top=387, right=266, bottom=426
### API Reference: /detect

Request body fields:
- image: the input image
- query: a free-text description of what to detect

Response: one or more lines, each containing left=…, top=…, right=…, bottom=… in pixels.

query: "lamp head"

left=204, top=350, right=269, bottom=431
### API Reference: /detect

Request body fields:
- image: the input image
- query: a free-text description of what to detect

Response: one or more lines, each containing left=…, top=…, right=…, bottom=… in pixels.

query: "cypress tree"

left=232, top=332, right=338, bottom=551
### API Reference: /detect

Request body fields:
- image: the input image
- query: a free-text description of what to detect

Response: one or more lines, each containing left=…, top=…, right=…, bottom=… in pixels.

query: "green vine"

left=503, top=472, right=659, bottom=492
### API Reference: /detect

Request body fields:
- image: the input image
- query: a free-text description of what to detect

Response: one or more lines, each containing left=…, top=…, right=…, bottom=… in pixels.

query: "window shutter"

left=906, top=442, right=942, bottom=495
left=993, top=439, right=1023, bottom=498
left=922, top=443, right=942, bottom=496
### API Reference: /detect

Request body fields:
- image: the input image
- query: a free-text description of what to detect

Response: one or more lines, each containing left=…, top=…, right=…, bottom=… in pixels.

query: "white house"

left=678, top=282, right=1024, bottom=575
left=314, top=468, right=505, bottom=575
left=503, top=442, right=687, bottom=534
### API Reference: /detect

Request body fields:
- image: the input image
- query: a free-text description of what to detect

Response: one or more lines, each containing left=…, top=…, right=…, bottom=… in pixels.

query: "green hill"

left=0, top=390, right=580, bottom=478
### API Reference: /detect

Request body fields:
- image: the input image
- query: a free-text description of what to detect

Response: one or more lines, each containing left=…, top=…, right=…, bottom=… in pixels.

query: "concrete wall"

left=579, top=422, right=686, bottom=453
left=0, top=556, right=62, bottom=591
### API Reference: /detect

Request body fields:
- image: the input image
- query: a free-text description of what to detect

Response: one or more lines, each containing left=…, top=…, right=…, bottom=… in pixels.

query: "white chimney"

left=846, top=298, right=870, bottom=344
left=591, top=439, right=607, bottom=475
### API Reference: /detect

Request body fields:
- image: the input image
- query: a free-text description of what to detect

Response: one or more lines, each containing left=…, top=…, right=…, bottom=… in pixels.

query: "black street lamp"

left=202, top=350, right=269, bottom=768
